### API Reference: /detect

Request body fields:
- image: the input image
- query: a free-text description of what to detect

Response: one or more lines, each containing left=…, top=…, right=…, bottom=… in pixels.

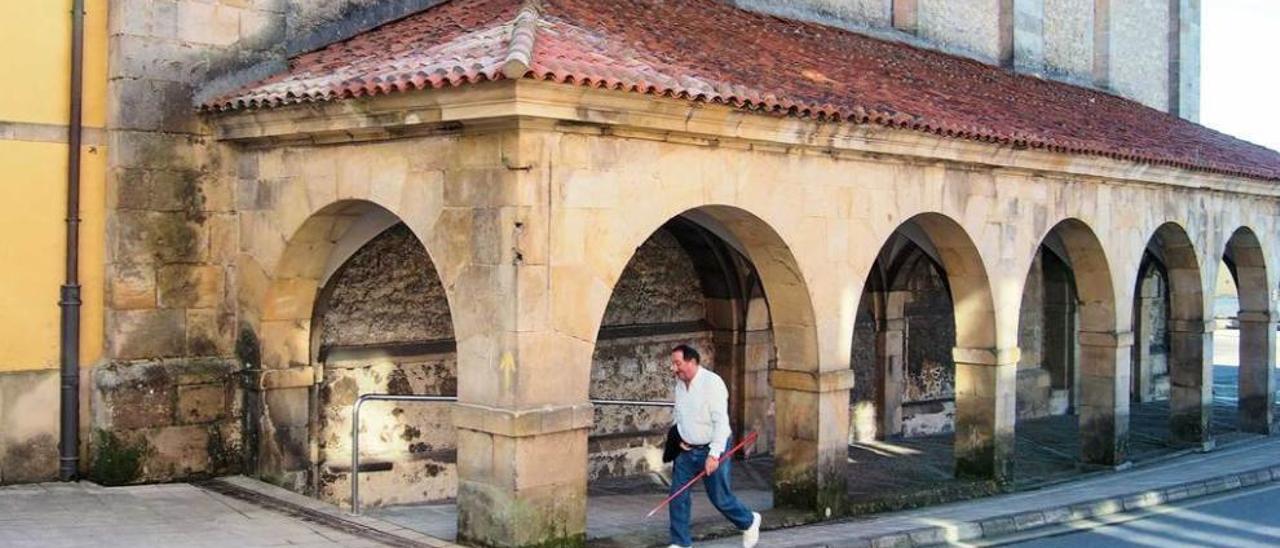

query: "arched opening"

left=314, top=222, right=457, bottom=508
left=1216, top=228, right=1275, bottom=436
left=1128, top=223, right=1211, bottom=453
left=584, top=214, right=776, bottom=541
left=1012, top=220, right=1125, bottom=477
left=848, top=212, right=1003, bottom=502
left=249, top=200, right=458, bottom=516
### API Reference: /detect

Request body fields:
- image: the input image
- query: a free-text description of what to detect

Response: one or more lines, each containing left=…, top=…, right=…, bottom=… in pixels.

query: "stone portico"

left=206, top=73, right=1280, bottom=544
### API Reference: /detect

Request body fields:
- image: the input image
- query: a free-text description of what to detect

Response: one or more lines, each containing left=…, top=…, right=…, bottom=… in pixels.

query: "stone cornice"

left=206, top=79, right=1280, bottom=199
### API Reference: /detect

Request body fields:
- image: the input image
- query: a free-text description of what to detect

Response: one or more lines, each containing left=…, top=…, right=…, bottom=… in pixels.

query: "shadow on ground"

left=373, top=365, right=1278, bottom=546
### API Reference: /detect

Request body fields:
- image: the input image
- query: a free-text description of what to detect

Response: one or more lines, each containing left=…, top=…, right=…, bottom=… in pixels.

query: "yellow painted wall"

left=0, top=0, right=108, bottom=127
left=0, top=0, right=108, bottom=373
left=0, top=145, right=105, bottom=373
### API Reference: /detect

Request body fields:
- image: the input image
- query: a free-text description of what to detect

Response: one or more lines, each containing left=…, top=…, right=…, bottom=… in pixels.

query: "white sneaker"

left=742, top=512, right=761, bottom=548
left=668, top=545, right=688, bottom=548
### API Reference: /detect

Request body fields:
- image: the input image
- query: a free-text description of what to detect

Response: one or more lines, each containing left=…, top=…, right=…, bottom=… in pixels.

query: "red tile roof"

left=201, top=0, right=1280, bottom=182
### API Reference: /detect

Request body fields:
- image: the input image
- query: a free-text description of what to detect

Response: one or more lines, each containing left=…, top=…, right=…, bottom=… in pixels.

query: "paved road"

left=998, top=481, right=1280, bottom=547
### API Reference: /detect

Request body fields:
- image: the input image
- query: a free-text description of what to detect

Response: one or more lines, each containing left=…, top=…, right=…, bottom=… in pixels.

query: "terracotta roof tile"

left=201, top=0, right=1280, bottom=182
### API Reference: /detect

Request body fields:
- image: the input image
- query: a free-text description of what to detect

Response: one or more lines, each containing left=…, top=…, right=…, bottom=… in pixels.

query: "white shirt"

left=673, top=366, right=732, bottom=458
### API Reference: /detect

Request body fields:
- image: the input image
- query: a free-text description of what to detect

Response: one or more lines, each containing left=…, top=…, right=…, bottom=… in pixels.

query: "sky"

left=1200, top=0, right=1280, bottom=152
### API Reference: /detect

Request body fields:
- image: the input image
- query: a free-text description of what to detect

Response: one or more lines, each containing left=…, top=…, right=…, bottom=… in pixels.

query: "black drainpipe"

left=60, top=0, right=86, bottom=482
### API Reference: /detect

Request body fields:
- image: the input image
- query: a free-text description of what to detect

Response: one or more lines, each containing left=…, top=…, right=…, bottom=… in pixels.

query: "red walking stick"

left=645, top=431, right=759, bottom=518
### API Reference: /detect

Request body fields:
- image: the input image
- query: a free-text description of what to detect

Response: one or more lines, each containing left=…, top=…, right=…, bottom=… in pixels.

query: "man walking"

left=667, top=344, right=761, bottom=548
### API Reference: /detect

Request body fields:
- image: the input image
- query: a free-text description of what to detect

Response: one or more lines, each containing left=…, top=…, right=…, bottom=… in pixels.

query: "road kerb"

left=874, top=464, right=1280, bottom=547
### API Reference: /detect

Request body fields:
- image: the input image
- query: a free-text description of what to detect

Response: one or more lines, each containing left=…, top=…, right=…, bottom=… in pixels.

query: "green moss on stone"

left=90, top=429, right=147, bottom=486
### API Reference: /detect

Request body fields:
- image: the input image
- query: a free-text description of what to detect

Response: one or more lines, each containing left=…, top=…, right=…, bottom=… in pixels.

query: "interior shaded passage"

left=1217, top=227, right=1275, bottom=435
left=313, top=223, right=458, bottom=509
left=584, top=215, right=778, bottom=537
left=1129, top=224, right=1211, bottom=447
left=850, top=236, right=958, bottom=444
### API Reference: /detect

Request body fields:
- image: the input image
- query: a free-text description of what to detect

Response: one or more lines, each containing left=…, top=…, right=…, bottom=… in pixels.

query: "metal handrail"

left=349, top=394, right=675, bottom=514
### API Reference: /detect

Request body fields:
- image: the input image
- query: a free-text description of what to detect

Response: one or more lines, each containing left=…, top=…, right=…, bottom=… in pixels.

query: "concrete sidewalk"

left=699, top=436, right=1280, bottom=547
left=0, top=477, right=450, bottom=548
left=4, top=435, right=1280, bottom=547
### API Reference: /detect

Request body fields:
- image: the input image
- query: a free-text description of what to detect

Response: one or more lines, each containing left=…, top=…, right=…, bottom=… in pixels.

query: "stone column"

left=454, top=399, right=592, bottom=546
left=953, top=346, right=1019, bottom=482
left=1168, top=320, right=1213, bottom=448
left=451, top=128, right=593, bottom=547
left=1077, top=331, right=1131, bottom=466
left=878, top=291, right=908, bottom=436
left=1237, top=311, right=1275, bottom=435
left=771, top=368, right=854, bottom=517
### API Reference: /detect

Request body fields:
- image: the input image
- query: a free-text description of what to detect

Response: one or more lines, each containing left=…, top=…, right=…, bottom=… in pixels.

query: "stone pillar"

left=1168, top=319, right=1213, bottom=448
left=771, top=368, right=854, bottom=517
left=1237, top=311, right=1275, bottom=435
left=878, top=291, right=908, bottom=436
left=451, top=129, right=592, bottom=547
left=953, top=346, right=1018, bottom=482
left=454, top=401, right=592, bottom=546
left=1077, top=331, right=1131, bottom=466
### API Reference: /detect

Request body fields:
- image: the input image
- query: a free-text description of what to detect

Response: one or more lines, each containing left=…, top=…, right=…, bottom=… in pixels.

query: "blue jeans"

left=669, top=443, right=754, bottom=546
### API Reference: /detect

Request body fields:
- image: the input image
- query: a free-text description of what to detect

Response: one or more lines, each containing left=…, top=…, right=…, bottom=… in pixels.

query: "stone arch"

left=1132, top=254, right=1171, bottom=403
left=1221, top=226, right=1274, bottom=434
left=1134, top=222, right=1210, bottom=446
left=1016, top=218, right=1126, bottom=465
left=586, top=216, right=775, bottom=491
left=587, top=204, right=834, bottom=509
left=251, top=199, right=457, bottom=495
left=852, top=212, right=1004, bottom=480
left=851, top=239, right=956, bottom=442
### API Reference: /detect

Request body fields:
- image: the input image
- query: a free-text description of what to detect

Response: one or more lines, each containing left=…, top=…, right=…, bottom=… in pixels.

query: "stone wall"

left=98, top=0, right=468, bottom=491
left=901, top=256, right=956, bottom=436
left=1017, top=251, right=1052, bottom=419
left=850, top=290, right=879, bottom=442
left=89, top=359, right=241, bottom=485
left=591, top=228, right=702, bottom=480
left=1109, top=0, right=1171, bottom=111
left=732, top=0, right=1195, bottom=117
left=848, top=252, right=960, bottom=440
left=313, top=223, right=457, bottom=508
left=1135, top=265, right=1172, bottom=401
left=1042, top=0, right=1094, bottom=81
left=319, top=225, right=454, bottom=347
left=102, top=0, right=291, bottom=487
left=0, top=371, right=60, bottom=483
left=319, top=354, right=456, bottom=507
left=917, top=0, right=1009, bottom=64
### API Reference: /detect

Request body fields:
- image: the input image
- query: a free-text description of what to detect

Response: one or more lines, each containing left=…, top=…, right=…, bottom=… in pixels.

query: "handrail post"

left=351, top=395, right=363, bottom=514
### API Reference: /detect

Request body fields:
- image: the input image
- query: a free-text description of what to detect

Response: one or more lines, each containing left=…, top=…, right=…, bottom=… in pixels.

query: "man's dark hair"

left=672, top=344, right=701, bottom=363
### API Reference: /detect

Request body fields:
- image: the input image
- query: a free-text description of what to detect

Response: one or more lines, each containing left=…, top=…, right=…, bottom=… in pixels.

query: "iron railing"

left=350, top=394, right=674, bottom=514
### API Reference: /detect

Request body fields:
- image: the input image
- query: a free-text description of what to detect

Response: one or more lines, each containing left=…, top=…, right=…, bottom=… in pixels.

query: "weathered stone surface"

left=108, top=262, right=158, bottom=310
left=94, top=361, right=177, bottom=430
left=0, top=370, right=60, bottom=484
left=186, top=309, right=236, bottom=357
left=108, top=309, right=187, bottom=360
left=88, top=359, right=241, bottom=484
left=178, top=384, right=227, bottom=424
left=158, top=265, right=225, bottom=309
left=320, top=224, right=454, bottom=346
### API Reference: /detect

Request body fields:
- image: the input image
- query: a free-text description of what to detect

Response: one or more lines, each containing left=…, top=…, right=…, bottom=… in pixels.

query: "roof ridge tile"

left=501, top=0, right=541, bottom=79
